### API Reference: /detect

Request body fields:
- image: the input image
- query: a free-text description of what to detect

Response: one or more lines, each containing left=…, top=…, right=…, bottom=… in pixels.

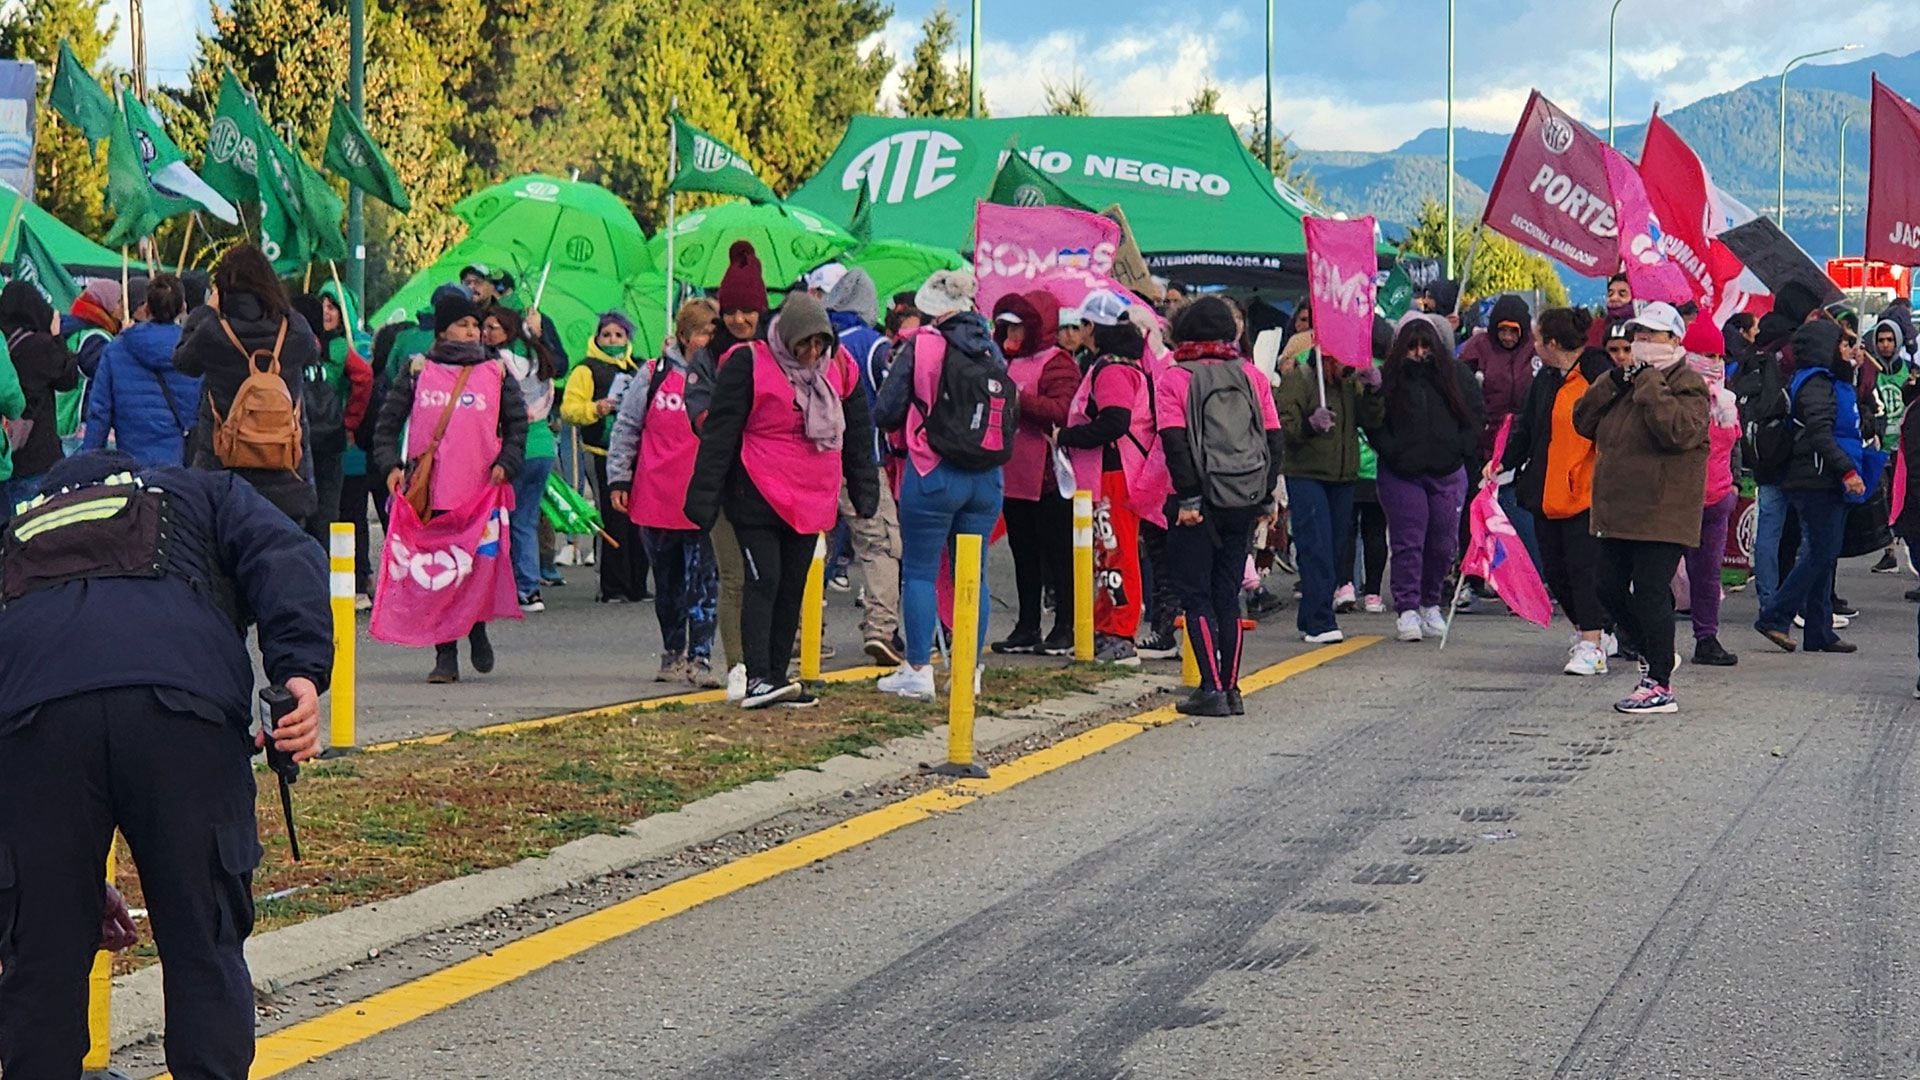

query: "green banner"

left=1377, top=263, right=1416, bottom=320
left=325, top=97, right=411, bottom=212
left=10, top=218, right=83, bottom=311
left=668, top=112, right=778, bottom=203
left=203, top=70, right=264, bottom=208
left=49, top=39, right=114, bottom=146
left=103, top=92, right=202, bottom=247
left=295, top=150, right=349, bottom=262
left=253, top=123, right=312, bottom=272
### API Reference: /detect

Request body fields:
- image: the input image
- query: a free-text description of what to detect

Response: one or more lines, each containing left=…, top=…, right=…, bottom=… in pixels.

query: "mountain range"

left=1295, top=48, right=1920, bottom=295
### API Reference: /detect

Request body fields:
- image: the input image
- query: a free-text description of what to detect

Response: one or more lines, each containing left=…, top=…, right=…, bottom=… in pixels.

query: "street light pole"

left=1779, top=44, right=1861, bottom=228
left=1445, top=0, right=1455, bottom=278
left=1838, top=109, right=1864, bottom=265
left=1607, top=0, right=1626, bottom=146
left=969, top=0, right=981, bottom=118
left=1265, top=0, right=1274, bottom=170
left=347, top=0, right=366, bottom=305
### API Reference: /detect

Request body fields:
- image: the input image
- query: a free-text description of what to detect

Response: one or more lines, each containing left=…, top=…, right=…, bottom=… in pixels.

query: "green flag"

left=48, top=40, right=115, bottom=146
left=848, top=184, right=873, bottom=246
left=668, top=112, right=778, bottom=203
left=324, top=97, right=410, bottom=211
left=1377, top=263, right=1417, bottom=321
left=103, top=92, right=201, bottom=246
left=294, top=150, right=349, bottom=261
left=9, top=218, right=83, bottom=312
left=986, top=149, right=1092, bottom=211
left=252, top=123, right=313, bottom=272
left=203, top=70, right=264, bottom=207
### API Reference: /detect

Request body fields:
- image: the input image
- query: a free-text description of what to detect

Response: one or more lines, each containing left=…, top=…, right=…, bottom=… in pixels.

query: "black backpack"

left=302, top=360, right=347, bottom=455
left=1183, top=360, right=1271, bottom=510
left=914, top=330, right=1019, bottom=472
left=1733, top=352, right=1791, bottom=480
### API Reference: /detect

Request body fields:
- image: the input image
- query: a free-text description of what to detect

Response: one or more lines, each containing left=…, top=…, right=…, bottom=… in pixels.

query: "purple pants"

left=1684, top=491, right=1736, bottom=641
left=1377, top=465, right=1469, bottom=613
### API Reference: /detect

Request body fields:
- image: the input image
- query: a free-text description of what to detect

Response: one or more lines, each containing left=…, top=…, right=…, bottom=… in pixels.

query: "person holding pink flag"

left=373, top=291, right=529, bottom=684
left=989, top=291, right=1080, bottom=658
left=1680, top=319, right=1741, bottom=668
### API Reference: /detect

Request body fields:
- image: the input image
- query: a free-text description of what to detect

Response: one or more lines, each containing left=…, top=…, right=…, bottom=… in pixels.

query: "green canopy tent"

left=788, top=114, right=1387, bottom=289
left=2, top=181, right=145, bottom=277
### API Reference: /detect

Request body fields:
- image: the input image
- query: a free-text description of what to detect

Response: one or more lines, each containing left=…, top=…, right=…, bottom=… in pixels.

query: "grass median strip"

left=112, top=663, right=1131, bottom=974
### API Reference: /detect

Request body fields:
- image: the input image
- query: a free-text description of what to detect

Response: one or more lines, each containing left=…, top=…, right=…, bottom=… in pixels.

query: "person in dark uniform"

left=0, top=448, right=331, bottom=1080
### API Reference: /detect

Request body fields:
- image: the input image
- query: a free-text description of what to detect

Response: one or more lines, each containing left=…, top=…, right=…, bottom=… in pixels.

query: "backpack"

left=210, top=317, right=303, bottom=472
left=1733, top=351, right=1792, bottom=480
left=302, top=358, right=347, bottom=455
left=913, top=330, right=1018, bottom=472
left=1183, top=360, right=1271, bottom=510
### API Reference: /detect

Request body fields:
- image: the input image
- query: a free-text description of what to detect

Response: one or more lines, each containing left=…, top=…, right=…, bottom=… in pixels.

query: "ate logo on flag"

left=207, top=117, right=258, bottom=176
left=338, top=134, right=368, bottom=170
left=690, top=134, right=745, bottom=175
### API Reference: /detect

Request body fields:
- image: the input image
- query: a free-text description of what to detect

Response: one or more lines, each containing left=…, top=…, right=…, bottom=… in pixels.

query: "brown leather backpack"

left=210, top=317, right=303, bottom=472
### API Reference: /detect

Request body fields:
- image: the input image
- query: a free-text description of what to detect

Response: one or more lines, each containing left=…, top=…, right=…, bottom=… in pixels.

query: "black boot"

left=1176, top=688, right=1232, bottom=717
left=1692, top=636, right=1738, bottom=666
left=469, top=623, right=495, bottom=674
left=429, top=643, right=459, bottom=684
left=992, top=626, right=1042, bottom=655
left=1226, top=689, right=1245, bottom=715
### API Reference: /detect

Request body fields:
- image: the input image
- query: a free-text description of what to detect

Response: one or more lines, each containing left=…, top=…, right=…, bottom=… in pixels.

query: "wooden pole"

left=177, top=212, right=198, bottom=275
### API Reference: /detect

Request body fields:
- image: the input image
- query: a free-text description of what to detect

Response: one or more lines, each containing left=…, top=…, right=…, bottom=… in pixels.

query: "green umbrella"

left=451, top=174, right=653, bottom=306
left=842, top=239, right=965, bottom=305
left=652, top=201, right=853, bottom=291
left=372, top=251, right=667, bottom=362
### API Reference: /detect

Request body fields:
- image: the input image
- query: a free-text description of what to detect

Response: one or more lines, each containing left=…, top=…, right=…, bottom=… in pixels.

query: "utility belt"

left=1, top=473, right=241, bottom=624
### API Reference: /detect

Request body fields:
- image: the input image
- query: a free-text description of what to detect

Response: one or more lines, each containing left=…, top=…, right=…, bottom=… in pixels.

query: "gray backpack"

left=1184, top=361, right=1270, bottom=510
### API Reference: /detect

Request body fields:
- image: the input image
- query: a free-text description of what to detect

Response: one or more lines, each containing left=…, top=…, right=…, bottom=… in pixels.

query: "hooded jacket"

left=872, top=311, right=1008, bottom=437
left=173, top=290, right=320, bottom=525
left=1500, top=346, right=1612, bottom=518
left=1276, top=355, right=1386, bottom=482
left=82, top=320, right=197, bottom=466
left=1457, top=294, right=1539, bottom=459
left=0, top=281, right=81, bottom=480
left=1781, top=322, right=1865, bottom=494
left=1571, top=353, right=1711, bottom=546
left=828, top=269, right=893, bottom=465
left=372, top=340, right=529, bottom=484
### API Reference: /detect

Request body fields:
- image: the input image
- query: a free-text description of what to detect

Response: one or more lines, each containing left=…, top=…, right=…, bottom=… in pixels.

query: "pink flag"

left=1460, top=420, right=1554, bottom=629
left=1866, top=76, right=1920, bottom=267
left=1303, top=215, right=1378, bottom=368
left=370, top=485, right=523, bottom=648
left=1481, top=91, right=1618, bottom=277
left=973, top=202, right=1122, bottom=316
left=1601, top=144, right=1694, bottom=304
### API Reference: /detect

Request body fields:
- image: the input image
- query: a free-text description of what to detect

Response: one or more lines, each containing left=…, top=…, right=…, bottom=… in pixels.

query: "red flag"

left=1303, top=215, right=1378, bottom=368
left=1866, top=76, right=1920, bottom=267
left=1601, top=144, right=1694, bottom=304
left=1638, top=115, right=1718, bottom=302
left=1481, top=91, right=1618, bottom=277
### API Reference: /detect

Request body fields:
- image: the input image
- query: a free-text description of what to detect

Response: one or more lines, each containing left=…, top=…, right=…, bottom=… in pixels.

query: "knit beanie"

left=775, top=293, right=834, bottom=351
left=1171, top=296, right=1238, bottom=344
left=433, top=292, right=482, bottom=335
left=1682, top=318, right=1725, bottom=357
left=717, top=240, right=769, bottom=313
left=915, top=269, right=977, bottom=320
left=675, top=298, right=718, bottom=344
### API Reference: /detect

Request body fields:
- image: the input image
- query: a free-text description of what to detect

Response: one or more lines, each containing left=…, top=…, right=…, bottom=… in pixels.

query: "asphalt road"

left=281, top=561, right=1920, bottom=1079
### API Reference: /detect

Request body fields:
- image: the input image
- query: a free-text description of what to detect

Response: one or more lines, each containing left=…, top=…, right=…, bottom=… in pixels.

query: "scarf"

left=586, top=339, right=636, bottom=371
left=1171, top=340, right=1242, bottom=365
left=1687, top=352, right=1738, bottom=427
left=768, top=315, right=844, bottom=453
left=1633, top=341, right=1687, bottom=371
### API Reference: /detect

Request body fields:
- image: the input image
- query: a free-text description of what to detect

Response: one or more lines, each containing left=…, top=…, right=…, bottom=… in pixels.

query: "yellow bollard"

left=84, top=846, right=114, bottom=1074
left=327, top=523, right=357, bottom=754
left=1177, top=616, right=1202, bottom=688
left=934, top=533, right=989, bottom=778
left=799, top=533, right=826, bottom=683
left=1072, top=490, right=1095, bottom=662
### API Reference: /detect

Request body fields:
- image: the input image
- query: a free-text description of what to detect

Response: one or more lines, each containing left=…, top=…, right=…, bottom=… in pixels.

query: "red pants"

left=1095, top=470, right=1142, bottom=638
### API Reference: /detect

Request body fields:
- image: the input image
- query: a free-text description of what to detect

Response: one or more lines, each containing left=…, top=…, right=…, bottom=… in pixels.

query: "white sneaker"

left=1396, top=610, right=1424, bottom=642
left=725, top=664, right=748, bottom=703
left=1333, top=583, right=1357, bottom=612
left=1418, top=606, right=1448, bottom=636
left=1793, top=614, right=1851, bottom=629
left=354, top=593, right=372, bottom=612
left=1602, top=631, right=1620, bottom=657
left=1363, top=593, right=1386, bottom=614
left=1564, top=641, right=1607, bottom=676
left=1303, top=628, right=1346, bottom=644
left=878, top=663, right=937, bottom=701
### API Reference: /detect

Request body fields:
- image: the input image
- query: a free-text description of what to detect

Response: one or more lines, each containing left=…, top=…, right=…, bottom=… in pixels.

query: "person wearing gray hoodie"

left=825, top=268, right=904, bottom=665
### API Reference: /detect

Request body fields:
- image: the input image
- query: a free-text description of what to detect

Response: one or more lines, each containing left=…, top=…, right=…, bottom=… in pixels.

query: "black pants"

left=1002, top=491, right=1072, bottom=638
left=1338, top=497, right=1388, bottom=595
left=306, top=446, right=345, bottom=546
left=1537, top=511, right=1609, bottom=633
left=336, top=470, right=386, bottom=593
left=1168, top=506, right=1260, bottom=693
left=591, top=454, right=651, bottom=601
left=0, top=687, right=259, bottom=1080
left=735, top=521, right=816, bottom=686
left=1139, top=521, right=1180, bottom=639
left=1597, top=538, right=1686, bottom=685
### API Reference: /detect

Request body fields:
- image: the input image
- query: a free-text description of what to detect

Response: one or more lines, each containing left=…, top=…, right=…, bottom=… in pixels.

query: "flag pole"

left=177, top=211, right=199, bottom=274
left=664, top=99, right=680, bottom=350
left=1452, top=223, right=1486, bottom=317
left=120, top=246, right=131, bottom=325
left=0, top=186, right=27, bottom=264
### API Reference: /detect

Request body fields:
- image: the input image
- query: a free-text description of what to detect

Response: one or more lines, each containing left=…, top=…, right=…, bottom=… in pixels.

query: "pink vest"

left=1705, top=420, right=1738, bottom=506
left=405, top=359, right=505, bottom=512
left=1067, top=358, right=1173, bottom=526
left=740, top=342, right=857, bottom=534
left=1004, top=347, right=1061, bottom=502
left=630, top=362, right=700, bottom=530
left=902, top=326, right=947, bottom=479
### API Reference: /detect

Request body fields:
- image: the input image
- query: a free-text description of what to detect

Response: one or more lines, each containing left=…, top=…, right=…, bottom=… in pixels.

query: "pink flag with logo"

left=1480, top=91, right=1617, bottom=277
left=370, top=484, right=523, bottom=647
left=1460, top=420, right=1554, bottom=629
left=1867, top=76, right=1920, bottom=267
left=1304, top=215, right=1378, bottom=368
left=1600, top=144, right=1694, bottom=304
left=973, top=202, right=1122, bottom=316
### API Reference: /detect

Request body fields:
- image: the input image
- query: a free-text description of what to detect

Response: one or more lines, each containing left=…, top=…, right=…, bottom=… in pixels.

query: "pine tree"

left=1401, top=200, right=1569, bottom=307
left=1043, top=74, right=1095, bottom=117
left=897, top=5, right=976, bottom=119
left=0, top=0, right=117, bottom=236
left=1243, top=108, right=1324, bottom=206
left=1185, top=82, right=1222, bottom=115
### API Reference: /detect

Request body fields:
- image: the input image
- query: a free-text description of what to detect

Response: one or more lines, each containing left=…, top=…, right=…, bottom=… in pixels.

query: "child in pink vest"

left=372, top=293, right=529, bottom=683
left=1682, top=320, right=1741, bottom=667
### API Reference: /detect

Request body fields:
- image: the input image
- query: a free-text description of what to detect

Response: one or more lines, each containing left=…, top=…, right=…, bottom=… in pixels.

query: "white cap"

left=995, top=311, right=1024, bottom=324
left=1626, top=300, right=1687, bottom=339
left=804, top=262, right=848, bottom=294
left=1057, top=306, right=1087, bottom=327
left=1078, top=288, right=1132, bottom=327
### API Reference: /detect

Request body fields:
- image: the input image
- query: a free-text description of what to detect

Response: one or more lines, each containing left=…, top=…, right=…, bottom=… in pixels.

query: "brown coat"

left=1571, top=361, right=1711, bottom=546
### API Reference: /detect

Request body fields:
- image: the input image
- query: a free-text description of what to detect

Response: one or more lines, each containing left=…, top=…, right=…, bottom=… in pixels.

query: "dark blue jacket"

left=83, top=321, right=198, bottom=466
left=831, top=309, right=891, bottom=465
left=0, top=451, right=332, bottom=734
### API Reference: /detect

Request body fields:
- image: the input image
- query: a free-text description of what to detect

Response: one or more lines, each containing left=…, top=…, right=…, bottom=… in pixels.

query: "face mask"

left=598, top=340, right=630, bottom=358
left=1631, top=341, right=1685, bottom=369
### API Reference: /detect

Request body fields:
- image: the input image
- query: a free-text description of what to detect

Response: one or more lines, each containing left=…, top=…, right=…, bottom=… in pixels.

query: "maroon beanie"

left=716, top=240, right=769, bottom=314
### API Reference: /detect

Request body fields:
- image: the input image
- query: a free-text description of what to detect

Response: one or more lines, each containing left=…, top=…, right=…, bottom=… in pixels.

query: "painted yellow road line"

left=363, top=665, right=890, bottom=752
left=210, top=640, right=1377, bottom=1079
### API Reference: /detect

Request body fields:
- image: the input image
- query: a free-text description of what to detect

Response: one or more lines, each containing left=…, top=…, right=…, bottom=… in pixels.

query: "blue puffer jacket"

left=82, top=320, right=198, bottom=466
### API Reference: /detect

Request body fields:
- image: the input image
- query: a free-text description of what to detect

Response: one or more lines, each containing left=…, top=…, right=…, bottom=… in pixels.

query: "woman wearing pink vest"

left=609, top=299, right=724, bottom=689
left=1681, top=319, right=1741, bottom=668
left=684, top=294, right=879, bottom=709
left=372, top=292, right=529, bottom=684
left=989, top=290, right=1079, bottom=657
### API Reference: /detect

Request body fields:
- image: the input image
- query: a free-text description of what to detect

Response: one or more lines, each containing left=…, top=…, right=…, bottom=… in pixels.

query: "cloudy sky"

left=107, top=0, right=1899, bottom=152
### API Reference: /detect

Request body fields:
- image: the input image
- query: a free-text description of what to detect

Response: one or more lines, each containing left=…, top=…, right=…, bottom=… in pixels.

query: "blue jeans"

left=640, top=527, right=718, bottom=660
left=899, top=461, right=1004, bottom=666
left=1752, top=484, right=1787, bottom=614
left=0, top=472, right=46, bottom=525
left=1287, top=476, right=1353, bottom=636
left=509, top=456, right=555, bottom=598
left=1497, top=485, right=1543, bottom=576
left=1758, top=487, right=1846, bottom=649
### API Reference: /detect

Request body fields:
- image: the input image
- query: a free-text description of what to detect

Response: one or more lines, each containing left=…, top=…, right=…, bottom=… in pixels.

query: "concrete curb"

left=110, top=672, right=1173, bottom=1049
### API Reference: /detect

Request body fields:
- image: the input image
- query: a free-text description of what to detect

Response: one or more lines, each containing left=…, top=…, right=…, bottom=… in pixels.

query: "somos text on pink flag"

left=973, top=201, right=1121, bottom=316
left=370, top=484, right=523, bottom=647
left=1303, top=215, right=1379, bottom=368
left=1866, top=76, right=1920, bottom=267
left=1481, top=91, right=1617, bottom=277
left=1600, top=144, right=1694, bottom=304
left=1460, top=420, right=1554, bottom=629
